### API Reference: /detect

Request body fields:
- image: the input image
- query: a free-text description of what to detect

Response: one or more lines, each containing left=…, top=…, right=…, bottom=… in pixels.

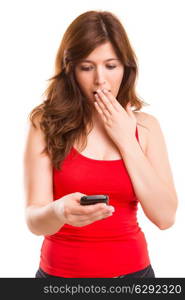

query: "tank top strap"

left=135, top=125, right=140, bottom=144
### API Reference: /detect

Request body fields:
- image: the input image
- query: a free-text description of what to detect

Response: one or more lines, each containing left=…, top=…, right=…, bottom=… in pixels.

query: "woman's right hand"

left=53, top=192, right=115, bottom=227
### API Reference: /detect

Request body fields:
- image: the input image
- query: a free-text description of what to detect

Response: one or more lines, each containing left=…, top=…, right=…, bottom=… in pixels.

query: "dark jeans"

left=35, top=264, right=155, bottom=278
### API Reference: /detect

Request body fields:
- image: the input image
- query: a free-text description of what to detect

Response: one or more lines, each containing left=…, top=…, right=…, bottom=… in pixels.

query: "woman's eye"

left=80, top=66, right=92, bottom=71
left=107, top=65, right=116, bottom=69
left=80, top=65, right=117, bottom=71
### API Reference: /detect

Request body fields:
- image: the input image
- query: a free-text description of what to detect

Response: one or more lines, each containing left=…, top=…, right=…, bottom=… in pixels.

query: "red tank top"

left=39, top=127, right=150, bottom=277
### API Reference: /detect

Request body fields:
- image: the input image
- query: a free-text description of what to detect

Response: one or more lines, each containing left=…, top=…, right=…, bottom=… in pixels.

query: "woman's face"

left=74, top=42, right=124, bottom=103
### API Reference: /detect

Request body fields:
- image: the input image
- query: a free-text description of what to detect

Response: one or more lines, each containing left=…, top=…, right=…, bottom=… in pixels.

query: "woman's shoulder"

left=134, top=111, right=160, bottom=132
left=134, top=111, right=157, bottom=123
left=133, top=111, right=161, bottom=154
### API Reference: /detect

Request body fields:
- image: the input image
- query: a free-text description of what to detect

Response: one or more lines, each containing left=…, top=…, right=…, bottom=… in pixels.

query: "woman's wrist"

left=52, top=198, right=66, bottom=225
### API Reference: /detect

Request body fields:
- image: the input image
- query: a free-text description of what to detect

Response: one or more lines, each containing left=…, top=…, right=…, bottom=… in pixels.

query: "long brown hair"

left=29, top=10, right=149, bottom=171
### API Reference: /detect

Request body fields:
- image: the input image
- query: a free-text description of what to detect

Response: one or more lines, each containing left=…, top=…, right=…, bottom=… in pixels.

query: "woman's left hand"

left=94, top=88, right=137, bottom=149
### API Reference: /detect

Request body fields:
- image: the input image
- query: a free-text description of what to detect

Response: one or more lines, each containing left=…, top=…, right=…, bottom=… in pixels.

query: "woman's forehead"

left=84, top=42, right=117, bottom=58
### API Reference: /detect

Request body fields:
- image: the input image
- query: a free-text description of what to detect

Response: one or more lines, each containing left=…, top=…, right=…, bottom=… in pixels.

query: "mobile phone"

left=80, top=194, right=109, bottom=205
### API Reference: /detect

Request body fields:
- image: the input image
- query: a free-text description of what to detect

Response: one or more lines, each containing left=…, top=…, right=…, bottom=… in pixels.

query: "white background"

left=0, top=0, right=184, bottom=277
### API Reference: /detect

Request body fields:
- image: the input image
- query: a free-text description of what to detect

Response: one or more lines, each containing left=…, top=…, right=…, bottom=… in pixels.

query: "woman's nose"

left=94, top=71, right=106, bottom=86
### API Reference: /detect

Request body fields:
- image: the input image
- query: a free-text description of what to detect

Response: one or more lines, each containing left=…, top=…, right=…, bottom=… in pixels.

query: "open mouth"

left=92, top=90, right=111, bottom=94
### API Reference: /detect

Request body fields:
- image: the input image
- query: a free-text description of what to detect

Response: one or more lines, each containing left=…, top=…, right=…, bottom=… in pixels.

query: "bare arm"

left=23, top=116, right=66, bottom=235
left=119, top=112, right=178, bottom=230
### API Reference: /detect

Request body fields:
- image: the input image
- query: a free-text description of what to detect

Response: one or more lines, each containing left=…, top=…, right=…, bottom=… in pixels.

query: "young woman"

left=23, top=10, right=178, bottom=278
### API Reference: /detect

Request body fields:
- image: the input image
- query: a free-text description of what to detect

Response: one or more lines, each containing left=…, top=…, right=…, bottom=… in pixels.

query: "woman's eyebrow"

left=79, top=58, right=120, bottom=63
